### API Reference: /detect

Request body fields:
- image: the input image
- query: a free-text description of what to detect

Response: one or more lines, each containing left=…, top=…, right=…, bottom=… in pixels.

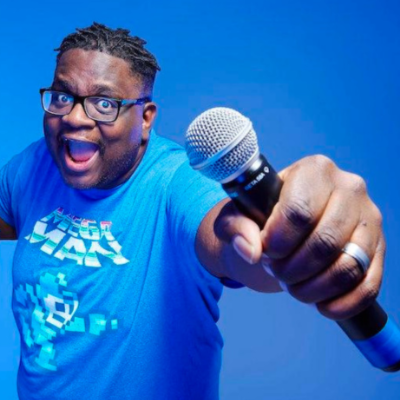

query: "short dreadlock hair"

left=55, top=22, right=161, bottom=94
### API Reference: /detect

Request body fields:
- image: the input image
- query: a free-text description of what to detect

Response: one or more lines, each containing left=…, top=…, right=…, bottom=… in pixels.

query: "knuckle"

left=328, top=259, right=361, bottom=291
left=370, top=202, right=383, bottom=227
left=377, top=235, right=386, bottom=257
left=300, top=155, right=336, bottom=177
left=348, top=173, right=367, bottom=195
left=310, top=154, right=335, bottom=169
left=358, top=280, right=380, bottom=307
left=281, top=198, right=315, bottom=230
left=308, top=227, right=341, bottom=259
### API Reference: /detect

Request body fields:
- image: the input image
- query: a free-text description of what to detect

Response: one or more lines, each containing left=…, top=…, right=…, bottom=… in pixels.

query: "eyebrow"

left=52, top=79, right=122, bottom=98
left=90, top=84, right=121, bottom=98
left=51, top=79, right=75, bottom=92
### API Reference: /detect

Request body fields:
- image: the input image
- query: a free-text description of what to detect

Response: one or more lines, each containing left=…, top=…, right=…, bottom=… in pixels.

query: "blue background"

left=1, top=1, right=399, bottom=399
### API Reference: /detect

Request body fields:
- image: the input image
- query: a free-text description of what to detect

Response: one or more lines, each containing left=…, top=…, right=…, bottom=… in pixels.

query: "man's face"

left=44, top=48, right=156, bottom=190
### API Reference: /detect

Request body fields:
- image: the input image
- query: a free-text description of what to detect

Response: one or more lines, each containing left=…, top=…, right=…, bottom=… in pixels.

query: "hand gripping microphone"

left=185, top=107, right=400, bottom=372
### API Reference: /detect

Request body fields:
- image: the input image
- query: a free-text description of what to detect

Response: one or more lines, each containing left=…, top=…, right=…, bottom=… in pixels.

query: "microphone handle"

left=222, top=154, right=400, bottom=372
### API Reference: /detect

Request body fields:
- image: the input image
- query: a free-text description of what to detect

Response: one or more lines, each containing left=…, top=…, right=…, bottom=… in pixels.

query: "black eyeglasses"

left=40, top=89, right=152, bottom=123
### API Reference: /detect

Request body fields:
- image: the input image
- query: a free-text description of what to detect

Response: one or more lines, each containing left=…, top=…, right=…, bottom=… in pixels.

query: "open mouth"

left=59, top=137, right=101, bottom=173
left=62, top=137, right=100, bottom=163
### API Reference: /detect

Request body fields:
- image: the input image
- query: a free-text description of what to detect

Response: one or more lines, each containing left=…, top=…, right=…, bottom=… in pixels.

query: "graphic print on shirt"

left=15, top=271, right=119, bottom=371
left=25, top=207, right=129, bottom=267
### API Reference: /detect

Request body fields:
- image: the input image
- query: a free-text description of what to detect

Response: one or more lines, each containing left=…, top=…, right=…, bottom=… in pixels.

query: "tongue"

left=67, top=139, right=99, bottom=162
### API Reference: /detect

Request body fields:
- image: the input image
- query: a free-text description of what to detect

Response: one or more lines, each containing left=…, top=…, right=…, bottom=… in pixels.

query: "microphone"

left=185, top=107, right=400, bottom=372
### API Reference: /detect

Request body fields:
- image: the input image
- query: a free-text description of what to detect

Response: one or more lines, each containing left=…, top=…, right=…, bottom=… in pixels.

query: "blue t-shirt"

left=0, top=132, right=227, bottom=400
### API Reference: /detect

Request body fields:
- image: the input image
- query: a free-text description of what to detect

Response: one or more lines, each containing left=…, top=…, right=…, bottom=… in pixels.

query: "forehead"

left=54, top=49, right=142, bottom=97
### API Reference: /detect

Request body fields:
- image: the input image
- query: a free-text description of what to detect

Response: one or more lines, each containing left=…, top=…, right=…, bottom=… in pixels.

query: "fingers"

left=284, top=221, right=381, bottom=305
left=261, top=156, right=336, bottom=260
left=264, top=233, right=385, bottom=320
left=265, top=187, right=361, bottom=285
left=316, top=234, right=385, bottom=320
left=212, top=201, right=283, bottom=293
left=259, top=156, right=385, bottom=319
left=214, top=201, right=263, bottom=264
left=214, top=153, right=385, bottom=321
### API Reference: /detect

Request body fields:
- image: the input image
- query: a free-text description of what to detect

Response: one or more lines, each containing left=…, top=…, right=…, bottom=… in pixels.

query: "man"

left=0, top=23, right=384, bottom=399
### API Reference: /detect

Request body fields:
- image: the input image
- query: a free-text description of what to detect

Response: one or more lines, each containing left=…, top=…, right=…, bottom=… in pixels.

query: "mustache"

left=58, top=135, right=106, bottom=156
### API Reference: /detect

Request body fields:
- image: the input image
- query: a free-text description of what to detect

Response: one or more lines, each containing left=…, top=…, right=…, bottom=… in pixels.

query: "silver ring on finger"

left=342, top=242, right=371, bottom=274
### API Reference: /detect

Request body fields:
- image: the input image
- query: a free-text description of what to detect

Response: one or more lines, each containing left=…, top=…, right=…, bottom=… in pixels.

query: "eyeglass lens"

left=42, top=91, right=119, bottom=122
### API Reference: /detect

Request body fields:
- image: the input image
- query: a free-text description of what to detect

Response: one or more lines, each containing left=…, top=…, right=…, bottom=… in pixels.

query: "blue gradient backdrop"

left=1, top=1, right=399, bottom=399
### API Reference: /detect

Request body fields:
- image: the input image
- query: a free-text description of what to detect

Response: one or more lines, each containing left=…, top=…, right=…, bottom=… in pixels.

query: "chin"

left=60, top=172, right=101, bottom=190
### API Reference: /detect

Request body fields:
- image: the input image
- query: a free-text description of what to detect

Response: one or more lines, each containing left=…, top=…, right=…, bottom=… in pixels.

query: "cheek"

left=118, top=109, right=144, bottom=142
left=100, top=119, right=143, bottom=147
left=43, top=116, right=59, bottom=140
left=43, top=117, right=63, bottom=162
left=99, top=128, right=142, bottom=170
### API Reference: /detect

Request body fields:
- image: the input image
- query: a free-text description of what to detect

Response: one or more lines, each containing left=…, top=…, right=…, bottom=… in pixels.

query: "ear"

left=142, top=102, right=157, bottom=134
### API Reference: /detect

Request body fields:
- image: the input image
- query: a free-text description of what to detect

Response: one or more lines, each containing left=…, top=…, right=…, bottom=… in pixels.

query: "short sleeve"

left=166, top=159, right=227, bottom=267
left=0, top=139, right=46, bottom=230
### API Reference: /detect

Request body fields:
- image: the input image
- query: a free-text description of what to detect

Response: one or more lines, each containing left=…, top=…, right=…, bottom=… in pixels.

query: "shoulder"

left=135, top=132, right=190, bottom=187
left=0, top=139, right=51, bottom=235
left=1, top=138, right=52, bottom=182
left=0, top=138, right=57, bottom=206
left=3, top=138, right=51, bottom=174
left=145, top=132, right=188, bottom=166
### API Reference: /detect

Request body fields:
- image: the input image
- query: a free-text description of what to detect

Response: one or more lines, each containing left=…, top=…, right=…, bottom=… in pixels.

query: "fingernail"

left=232, top=235, right=255, bottom=264
left=261, top=254, right=275, bottom=277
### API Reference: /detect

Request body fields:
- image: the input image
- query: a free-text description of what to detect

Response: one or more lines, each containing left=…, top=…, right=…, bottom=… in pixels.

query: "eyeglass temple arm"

left=121, top=97, right=152, bottom=106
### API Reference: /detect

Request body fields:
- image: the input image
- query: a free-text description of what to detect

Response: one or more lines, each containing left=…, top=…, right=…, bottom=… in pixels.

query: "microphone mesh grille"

left=185, top=107, right=258, bottom=182
left=200, top=132, right=258, bottom=182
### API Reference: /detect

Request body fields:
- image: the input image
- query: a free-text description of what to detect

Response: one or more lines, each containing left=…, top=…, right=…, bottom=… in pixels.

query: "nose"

left=62, top=102, right=96, bottom=129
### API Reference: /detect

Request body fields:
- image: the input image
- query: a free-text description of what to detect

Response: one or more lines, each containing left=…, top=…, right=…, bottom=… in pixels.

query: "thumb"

left=214, top=201, right=263, bottom=264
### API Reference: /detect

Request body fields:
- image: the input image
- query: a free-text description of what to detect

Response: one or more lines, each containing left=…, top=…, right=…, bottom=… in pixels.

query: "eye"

left=90, top=97, right=118, bottom=115
left=48, top=91, right=73, bottom=110
left=96, top=98, right=117, bottom=109
left=53, top=92, right=73, bottom=105
left=58, top=94, right=70, bottom=103
left=101, top=100, right=111, bottom=108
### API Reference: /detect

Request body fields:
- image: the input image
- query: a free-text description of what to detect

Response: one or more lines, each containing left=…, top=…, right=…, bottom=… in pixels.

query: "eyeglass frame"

left=39, top=88, right=152, bottom=123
